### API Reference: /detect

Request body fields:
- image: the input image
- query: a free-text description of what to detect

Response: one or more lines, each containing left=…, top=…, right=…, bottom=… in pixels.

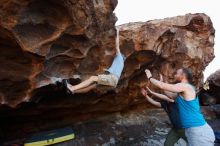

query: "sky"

left=114, top=0, right=219, bottom=80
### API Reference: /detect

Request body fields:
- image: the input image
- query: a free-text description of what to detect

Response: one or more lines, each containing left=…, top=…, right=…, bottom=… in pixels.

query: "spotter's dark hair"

left=181, top=68, right=193, bottom=85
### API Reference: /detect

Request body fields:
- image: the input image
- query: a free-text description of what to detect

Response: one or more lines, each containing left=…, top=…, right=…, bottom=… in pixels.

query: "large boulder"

left=0, top=0, right=215, bottom=141
left=0, top=0, right=118, bottom=107
left=199, top=69, right=220, bottom=105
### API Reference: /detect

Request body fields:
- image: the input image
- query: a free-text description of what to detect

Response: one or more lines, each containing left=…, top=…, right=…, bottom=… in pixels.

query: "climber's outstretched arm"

left=115, top=27, right=120, bottom=54
left=67, top=76, right=98, bottom=93
left=141, top=88, right=162, bottom=108
left=74, top=83, right=97, bottom=93
left=163, top=91, right=178, bottom=99
left=146, top=87, right=174, bottom=102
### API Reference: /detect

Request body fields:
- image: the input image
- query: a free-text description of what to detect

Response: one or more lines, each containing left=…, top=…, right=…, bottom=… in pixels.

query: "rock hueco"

left=199, top=69, right=220, bottom=105
left=0, top=0, right=215, bottom=142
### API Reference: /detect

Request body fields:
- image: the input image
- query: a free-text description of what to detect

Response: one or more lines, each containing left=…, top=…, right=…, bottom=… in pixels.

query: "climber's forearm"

left=163, top=91, right=178, bottom=99
left=145, top=95, right=161, bottom=108
left=149, top=78, right=185, bottom=94
left=149, top=78, right=163, bottom=89
left=151, top=91, right=170, bottom=100
left=115, top=27, right=120, bottom=54
left=150, top=91, right=174, bottom=102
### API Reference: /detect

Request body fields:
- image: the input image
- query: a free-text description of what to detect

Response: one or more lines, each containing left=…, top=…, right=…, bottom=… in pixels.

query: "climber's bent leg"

left=97, top=74, right=118, bottom=87
left=68, top=76, right=98, bottom=92
left=74, top=83, right=97, bottom=93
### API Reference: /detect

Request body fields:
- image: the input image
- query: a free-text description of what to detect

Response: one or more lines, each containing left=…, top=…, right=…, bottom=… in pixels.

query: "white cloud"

left=114, top=0, right=220, bottom=80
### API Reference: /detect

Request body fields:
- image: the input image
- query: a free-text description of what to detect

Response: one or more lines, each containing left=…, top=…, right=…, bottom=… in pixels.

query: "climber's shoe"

left=62, top=79, right=74, bottom=95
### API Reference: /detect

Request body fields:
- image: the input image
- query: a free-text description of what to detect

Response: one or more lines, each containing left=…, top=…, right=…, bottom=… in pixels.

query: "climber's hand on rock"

left=141, top=88, right=148, bottom=97
left=146, top=87, right=152, bottom=94
left=141, top=88, right=154, bottom=102
left=145, top=69, right=152, bottom=79
left=159, top=74, right=163, bottom=82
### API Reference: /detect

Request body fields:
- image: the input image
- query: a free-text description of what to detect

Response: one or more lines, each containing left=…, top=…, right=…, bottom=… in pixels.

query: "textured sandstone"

left=0, top=0, right=216, bottom=142
left=200, top=69, right=220, bottom=105
left=0, top=0, right=118, bottom=107
left=0, top=10, right=215, bottom=107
